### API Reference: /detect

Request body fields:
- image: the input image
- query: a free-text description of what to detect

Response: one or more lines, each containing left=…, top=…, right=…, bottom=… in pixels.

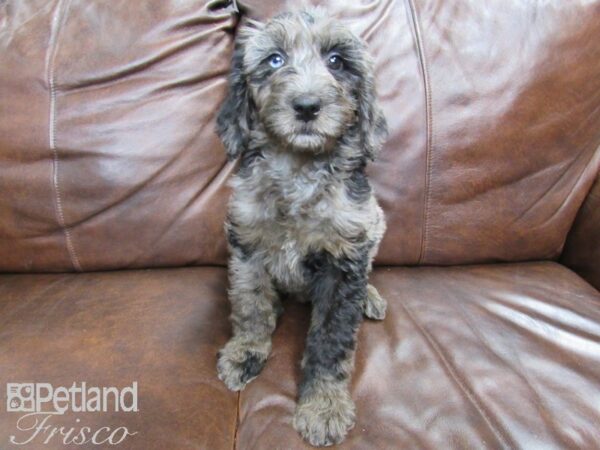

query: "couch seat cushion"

left=237, top=262, right=600, bottom=449
left=0, top=267, right=236, bottom=450
left=1, top=263, right=599, bottom=449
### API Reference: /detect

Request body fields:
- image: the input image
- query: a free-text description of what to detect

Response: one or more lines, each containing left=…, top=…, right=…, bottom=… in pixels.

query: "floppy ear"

left=216, top=37, right=254, bottom=161
left=357, top=57, right=388, bottom=161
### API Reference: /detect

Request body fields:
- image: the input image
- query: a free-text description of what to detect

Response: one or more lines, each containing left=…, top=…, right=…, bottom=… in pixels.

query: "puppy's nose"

left=293, top=96, right=321, bottom=122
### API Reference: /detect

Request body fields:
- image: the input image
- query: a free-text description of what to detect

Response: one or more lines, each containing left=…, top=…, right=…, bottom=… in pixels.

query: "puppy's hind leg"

left=363, top=284, right=387, bottom=320
left=363, top=213, right=387, bottom=320
left=217, top=254, right=281, bottom=391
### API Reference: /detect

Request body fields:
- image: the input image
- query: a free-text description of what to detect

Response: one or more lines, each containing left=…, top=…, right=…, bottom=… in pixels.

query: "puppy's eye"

left=267, top=53, right=285, bottom=69
left=327, top=53, right=343, bottom=71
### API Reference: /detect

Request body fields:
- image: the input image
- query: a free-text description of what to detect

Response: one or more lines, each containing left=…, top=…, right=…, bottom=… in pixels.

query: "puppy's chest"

left=235, top=155, right=360, bottom=288
left=254, top=158, right=341, bottom=245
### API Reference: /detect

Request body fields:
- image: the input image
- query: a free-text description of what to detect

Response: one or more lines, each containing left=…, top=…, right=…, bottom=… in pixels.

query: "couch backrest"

left=562, top=173, right=600, bottom=290
left=0, top=0, right=599, bottom=272
left=0, top=0, right=236, bottom=271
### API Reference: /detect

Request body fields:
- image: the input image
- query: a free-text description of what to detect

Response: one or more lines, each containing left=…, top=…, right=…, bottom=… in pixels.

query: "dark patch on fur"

left=344, top=166, right=371, bottom=203
left=216, top=41, right=254, bottom=161
left=299, top=248, right=369, bottom=395
left=323, top=44, right=387, bottom=160
left=248, top=65, right=275, bottom=86
left=324, top=41, right=388, bottom=160
left=240, top=351, right=266, bottom=383
left=226, top=220, right=253, bottom=260
left=357, top=74, right=388, bottom=161
left=238, top=145, right=263, bottom=177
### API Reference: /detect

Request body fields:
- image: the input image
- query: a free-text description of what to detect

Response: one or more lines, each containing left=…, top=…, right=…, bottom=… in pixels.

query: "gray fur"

left=216, top=8, right=388, bottom=446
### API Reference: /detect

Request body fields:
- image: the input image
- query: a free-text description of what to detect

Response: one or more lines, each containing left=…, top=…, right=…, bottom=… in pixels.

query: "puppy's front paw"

left=364, top=284, right=386, bottom=320
left=293, top=387, right=356, bottom=447
left=217, top=340, right=268, bottom=391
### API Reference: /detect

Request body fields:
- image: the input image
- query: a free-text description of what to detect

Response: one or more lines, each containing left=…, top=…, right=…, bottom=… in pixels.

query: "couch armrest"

left=561, top=174, right=600, bottom=290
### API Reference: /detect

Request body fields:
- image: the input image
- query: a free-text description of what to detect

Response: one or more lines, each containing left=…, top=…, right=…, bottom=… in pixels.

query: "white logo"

left=7, top=383, right=36, bottom=413
left=5, top=382, right=139, bottom=446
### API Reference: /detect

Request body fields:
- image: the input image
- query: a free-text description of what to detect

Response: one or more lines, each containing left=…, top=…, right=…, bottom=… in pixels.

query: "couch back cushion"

left=0, top=0, right=236, bottom=271
left=0, top=0, right=599, bottom=271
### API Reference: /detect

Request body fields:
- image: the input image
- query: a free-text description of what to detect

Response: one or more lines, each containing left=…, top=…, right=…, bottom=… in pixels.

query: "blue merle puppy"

left=215, top=8, right=388, bottom=447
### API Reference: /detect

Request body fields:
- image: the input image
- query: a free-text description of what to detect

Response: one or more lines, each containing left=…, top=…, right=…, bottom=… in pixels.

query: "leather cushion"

left=1, top=1, right=599, bottom=271
left=237, top=263, right=600, bottom=449
left=0, top=0, right=237, bottom=272
left=562, top=175, right=600, bottom=290
left=1, top=264, right=599, bottom=449
left=0, top=267, right=237, bottom=450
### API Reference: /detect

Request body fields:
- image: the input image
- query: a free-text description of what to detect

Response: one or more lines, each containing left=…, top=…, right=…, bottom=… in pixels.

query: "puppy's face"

left=242, top=12, right=363, bottom=151
left=217, top=9, right=387, bottom=159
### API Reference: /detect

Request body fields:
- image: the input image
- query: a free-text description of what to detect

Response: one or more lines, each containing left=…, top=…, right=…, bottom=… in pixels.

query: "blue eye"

left=327, top=53, right=343, bottom=71
left=268, top=53, right=285, bottom=69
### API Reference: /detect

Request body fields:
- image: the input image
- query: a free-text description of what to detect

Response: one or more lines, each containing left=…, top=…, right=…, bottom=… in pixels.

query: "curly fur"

left=215, top=8, right=388, bottom=446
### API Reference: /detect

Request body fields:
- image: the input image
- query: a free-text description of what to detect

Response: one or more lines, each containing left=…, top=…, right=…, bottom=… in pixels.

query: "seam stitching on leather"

left=46, top=0, right=82, bottom=272
left=400, top=301, right=512, bottom=449
left=233, top=391, right=241, bottom=450
left=406, top=0, right=433, bottom=265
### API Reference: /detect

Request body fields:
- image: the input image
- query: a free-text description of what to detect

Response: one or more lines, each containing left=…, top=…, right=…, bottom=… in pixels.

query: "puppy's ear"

left=216, top=33, right=255, bottom=161
left=357, top=56, right=388, bottom=161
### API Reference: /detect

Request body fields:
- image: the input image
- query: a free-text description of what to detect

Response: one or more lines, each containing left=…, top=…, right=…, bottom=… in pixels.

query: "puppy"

left=216, top=8, right=388, bottom=446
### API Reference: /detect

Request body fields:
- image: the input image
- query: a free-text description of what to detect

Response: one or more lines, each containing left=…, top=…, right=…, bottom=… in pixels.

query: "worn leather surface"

left=0, top=0, right=237, bottom=271
left=1, top=0, right=599, bottom=271
left=1, top=263, right=599, bottom=449
left=562, top=175, right=600, bottom=290
left=238, top=263, right=600, bottom=449
left=0, top=267, right=237, bottom=450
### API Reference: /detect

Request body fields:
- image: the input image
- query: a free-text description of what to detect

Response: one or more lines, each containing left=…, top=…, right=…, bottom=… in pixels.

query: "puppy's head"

left=217, top=8, right=387, bottom=159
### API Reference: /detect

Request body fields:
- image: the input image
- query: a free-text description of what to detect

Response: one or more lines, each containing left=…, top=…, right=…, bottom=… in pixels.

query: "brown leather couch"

left=1, top=1, right=599, bottom=449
